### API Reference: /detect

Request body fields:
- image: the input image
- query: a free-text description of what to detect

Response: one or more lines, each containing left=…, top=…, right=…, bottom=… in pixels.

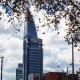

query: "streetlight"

left=57, top=66, right=64, bottom=80
left=67, top=63, right=72, bottom=75
left=57, top=66, right=64, bottom=72
left=71, top=32, right=80, bottom=80
left=72, top=38, right=74, bottom=75
left=0, top=56, right=4, bottom=80
left=71, top=27, right=80, bottom=77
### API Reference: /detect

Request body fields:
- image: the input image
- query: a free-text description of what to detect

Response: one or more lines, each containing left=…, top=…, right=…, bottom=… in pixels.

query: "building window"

left=34, top=76, right=39, bottom=80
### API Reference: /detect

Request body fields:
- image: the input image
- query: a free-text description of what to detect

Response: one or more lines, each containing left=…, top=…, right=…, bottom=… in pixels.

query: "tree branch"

left=69, top=0, right=80, bottom=11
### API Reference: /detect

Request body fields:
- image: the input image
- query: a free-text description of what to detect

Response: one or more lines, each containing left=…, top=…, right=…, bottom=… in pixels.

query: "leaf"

left=42, top=32, right=45, bottom=34
left=0, top=11, right=2, bottom=15
left=0, top=17, right=2, bottom=19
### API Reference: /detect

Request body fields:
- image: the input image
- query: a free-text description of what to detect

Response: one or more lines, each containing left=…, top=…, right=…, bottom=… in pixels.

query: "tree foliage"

left=0, top=0, right=80, bottom=46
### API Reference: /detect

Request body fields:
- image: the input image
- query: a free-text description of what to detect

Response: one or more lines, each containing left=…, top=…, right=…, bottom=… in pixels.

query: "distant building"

left=16, top=63, right=23, bottom=80
left=28, top=73, right=40, bottom=80
left=43, top=72, right=66, bottom=80
left=43, top=72, right=78, bottom=80
left=23, top=8, right=43, bottom=80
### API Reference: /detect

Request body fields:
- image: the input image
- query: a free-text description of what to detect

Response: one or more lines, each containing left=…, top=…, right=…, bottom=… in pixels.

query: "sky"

left=0, top=4, right=80, bottom=80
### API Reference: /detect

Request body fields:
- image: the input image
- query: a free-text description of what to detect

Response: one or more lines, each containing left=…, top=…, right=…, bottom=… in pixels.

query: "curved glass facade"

left=23, top=38, right=43, bottom=80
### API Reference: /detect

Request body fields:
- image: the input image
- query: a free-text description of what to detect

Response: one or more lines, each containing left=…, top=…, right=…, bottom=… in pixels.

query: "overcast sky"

left=0, top=5, right=80, bottom=80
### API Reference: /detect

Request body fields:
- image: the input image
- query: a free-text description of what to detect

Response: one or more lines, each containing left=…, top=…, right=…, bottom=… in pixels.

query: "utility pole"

left=72, top=39, right=74, bottom=80
left=0, top=56, right=4, bottom=80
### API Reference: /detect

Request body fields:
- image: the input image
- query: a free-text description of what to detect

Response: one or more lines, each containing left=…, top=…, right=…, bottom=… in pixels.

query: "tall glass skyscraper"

left=23, top=8, right=43, bottom=80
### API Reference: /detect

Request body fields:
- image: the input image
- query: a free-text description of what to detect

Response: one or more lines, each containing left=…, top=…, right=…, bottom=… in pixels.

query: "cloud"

left=35, top=11, right=80, bottom=73
left=0, top=36, right=23, bottom=80
left=0, top=9, right=23, bottom=80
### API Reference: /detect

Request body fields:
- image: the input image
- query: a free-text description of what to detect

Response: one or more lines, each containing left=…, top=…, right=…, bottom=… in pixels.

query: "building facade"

left=43, top=72, right=66, bottom=80
left=16, top=63, right=23, bottom=80
left=28, top=73, right=40, bottom=80
left=23, top=8, right=43, bottom=80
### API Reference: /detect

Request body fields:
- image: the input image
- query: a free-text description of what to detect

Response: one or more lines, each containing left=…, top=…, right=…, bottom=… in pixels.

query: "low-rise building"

left=28, top=73, right=40, bottom=80
left=43, top=72, right=66, bottom=80
left=16, top=63, right=23, bottom=80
